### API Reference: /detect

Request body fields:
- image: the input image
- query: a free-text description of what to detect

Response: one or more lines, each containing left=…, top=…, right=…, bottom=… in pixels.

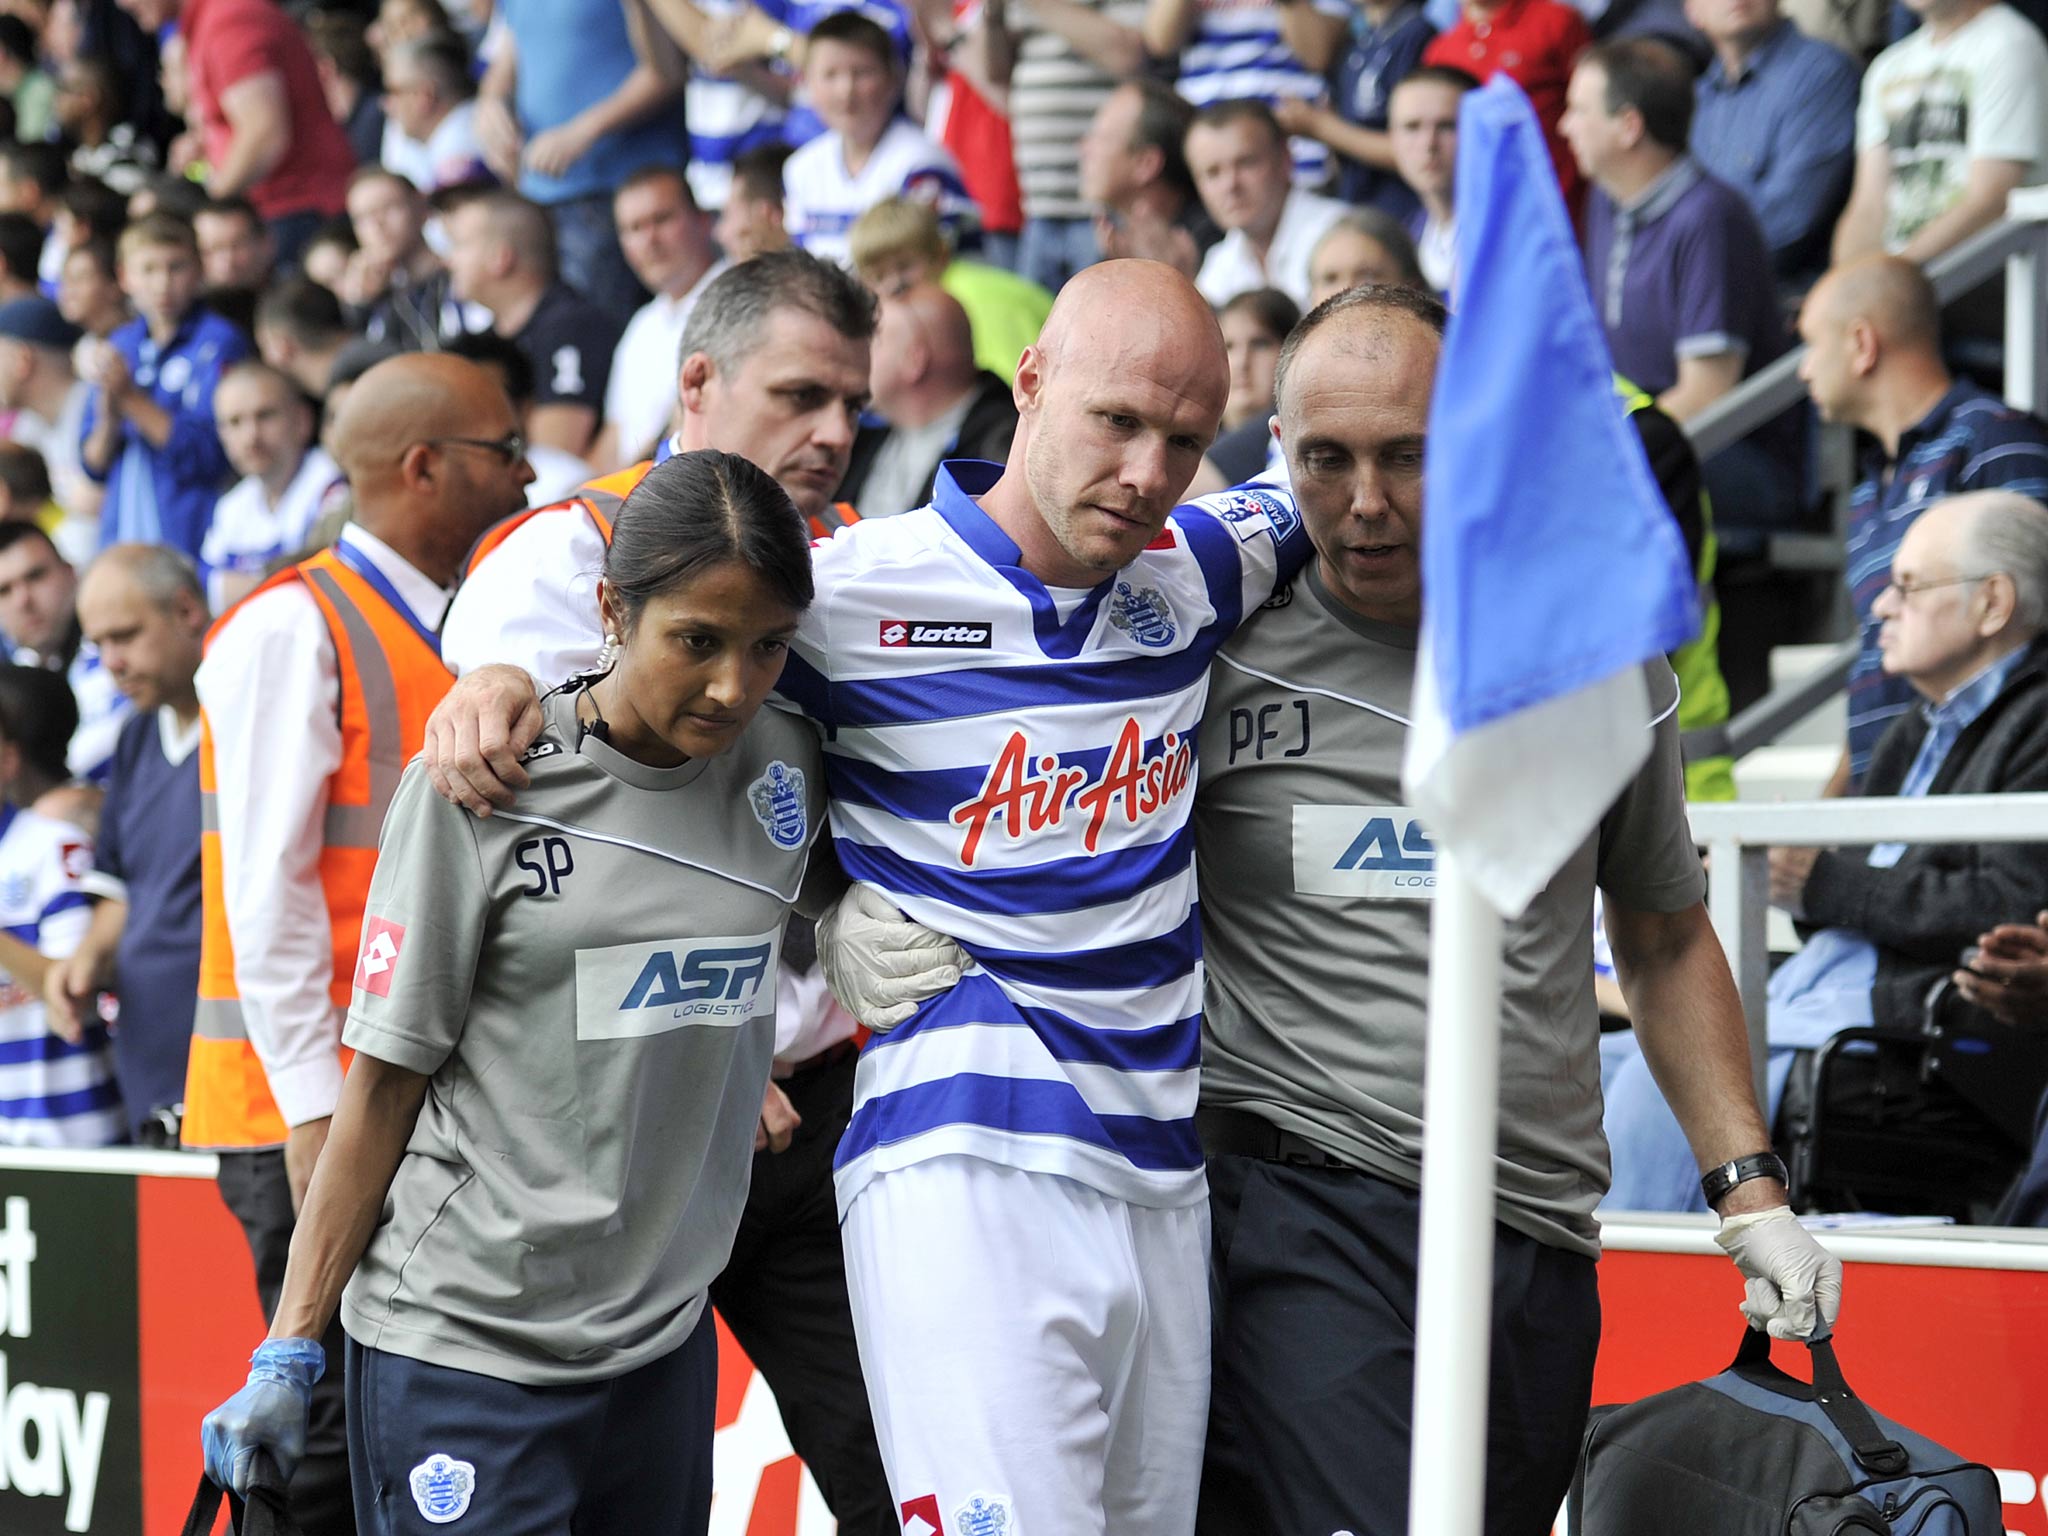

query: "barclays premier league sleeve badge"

left=749, top=761, right=809, bottom=849
left=408, top=1453, right=476, bottom=1524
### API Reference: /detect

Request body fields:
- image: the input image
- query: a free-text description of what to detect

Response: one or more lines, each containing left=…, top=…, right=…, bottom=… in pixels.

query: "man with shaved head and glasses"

left=183, top=354, right=533, bottom=1536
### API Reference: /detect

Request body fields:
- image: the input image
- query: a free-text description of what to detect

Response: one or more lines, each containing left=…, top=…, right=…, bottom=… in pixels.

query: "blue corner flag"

left=1400, top=77, right=1702, bottom=918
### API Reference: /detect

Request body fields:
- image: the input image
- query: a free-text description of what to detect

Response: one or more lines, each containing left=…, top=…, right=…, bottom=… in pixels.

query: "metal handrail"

left=1719, top=639, right=1857, bottom=761
left=1688, top=793, right=2048, bottom=1097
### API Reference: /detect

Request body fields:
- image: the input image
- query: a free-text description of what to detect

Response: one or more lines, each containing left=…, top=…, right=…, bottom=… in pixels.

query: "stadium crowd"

left=0, top=0, right=2041, bottom=1527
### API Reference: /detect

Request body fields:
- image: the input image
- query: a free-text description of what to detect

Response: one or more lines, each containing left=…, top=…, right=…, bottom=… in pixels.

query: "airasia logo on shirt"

left=354, top=917, right=406, bottom=998
left=950, top=716, right=1194, bottom=866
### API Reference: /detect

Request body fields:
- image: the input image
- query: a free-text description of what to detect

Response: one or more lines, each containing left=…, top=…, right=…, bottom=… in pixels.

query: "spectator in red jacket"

left=1422, top=0, right=1590, bottom=212
left=115, top=0, right=357, bottom=266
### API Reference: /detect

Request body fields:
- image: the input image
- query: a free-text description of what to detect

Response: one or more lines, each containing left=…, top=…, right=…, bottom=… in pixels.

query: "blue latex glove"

left=201, top=1337, right=326, bottom=1495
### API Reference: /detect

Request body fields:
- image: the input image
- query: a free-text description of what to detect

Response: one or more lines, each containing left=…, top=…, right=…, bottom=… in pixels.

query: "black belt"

left=1196, top=1106, right=1357, bottom=1171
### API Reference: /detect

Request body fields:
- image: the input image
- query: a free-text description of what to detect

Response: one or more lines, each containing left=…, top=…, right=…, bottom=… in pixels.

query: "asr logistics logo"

left=950, top=716, right=1194, bottom=865
left=619, top=944, right=773, bottom=1016
left=574, top=928, right=784, bottom=1041
left=1292, top=806, right=1439, bottom=900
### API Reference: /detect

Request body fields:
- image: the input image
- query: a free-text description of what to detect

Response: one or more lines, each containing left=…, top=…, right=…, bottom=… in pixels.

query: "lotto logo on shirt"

left=354, top=918, right=406, bottom=997
left=1292, top=805, right=1437, bottom=899
left=900, top=1495, right=946, bottom=1535
left=879, top=619, right=993, bottom=648
left=951, top=716, right=1194, bottom=865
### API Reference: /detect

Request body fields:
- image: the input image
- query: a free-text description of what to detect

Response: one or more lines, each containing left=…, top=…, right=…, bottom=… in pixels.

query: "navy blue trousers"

left=1197, top=1153, right=1601, bottom=1536
left=345, top=1310, right=715, bottom=1535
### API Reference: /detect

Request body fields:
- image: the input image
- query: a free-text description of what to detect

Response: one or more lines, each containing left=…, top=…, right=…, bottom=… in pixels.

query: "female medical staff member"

left=202, top=449, right=826, bottom=1534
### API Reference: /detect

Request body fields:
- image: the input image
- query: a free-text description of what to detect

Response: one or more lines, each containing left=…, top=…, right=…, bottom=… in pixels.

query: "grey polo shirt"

left=340, top=687, right=824, bottom=1384
left=1193, top=564, right=1705, bottom=1257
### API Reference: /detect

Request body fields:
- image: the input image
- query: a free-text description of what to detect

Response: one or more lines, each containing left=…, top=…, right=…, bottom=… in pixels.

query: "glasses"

left=423, top=432, right=526, bottom=465
left=1880, top=572, right=2000, bottom=604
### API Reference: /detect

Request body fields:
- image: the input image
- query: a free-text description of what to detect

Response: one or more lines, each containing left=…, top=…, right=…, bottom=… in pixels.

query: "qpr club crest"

left=749, top=760, right=809, bottom=849
left=408, top=1454, right=476, bottom=1524
left=956, top=1494, right=1013, bottom=1535
left=1109, top=582, right=1177, bottom=647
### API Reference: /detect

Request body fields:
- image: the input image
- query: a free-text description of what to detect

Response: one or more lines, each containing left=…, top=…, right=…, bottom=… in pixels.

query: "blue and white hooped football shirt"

left=779, top=460, right=1310, bottom=1213
left=0, top=804, right=121, bottom=1147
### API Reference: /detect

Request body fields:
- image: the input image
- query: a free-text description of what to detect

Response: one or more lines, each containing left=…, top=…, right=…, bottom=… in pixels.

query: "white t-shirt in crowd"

left=1856, top=1, right=2048, bottom=250
left=603, top=259, right=728, bottom=465
left=1195, top=187, right=1349, bottom=309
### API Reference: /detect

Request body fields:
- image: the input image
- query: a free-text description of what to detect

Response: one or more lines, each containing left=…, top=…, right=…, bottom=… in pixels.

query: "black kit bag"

left=181, top=1452, right=301, bottom=1536
left=1568, top=1329, right=2002, bottom=1534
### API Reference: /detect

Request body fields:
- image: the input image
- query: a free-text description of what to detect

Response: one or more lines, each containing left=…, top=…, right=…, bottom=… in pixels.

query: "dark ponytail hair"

left=603, top=449, right=814, bottom=628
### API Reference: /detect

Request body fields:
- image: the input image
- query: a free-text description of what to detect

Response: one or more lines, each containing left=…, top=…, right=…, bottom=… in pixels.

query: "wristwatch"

left=1700, top=1151, right=1789, bottom=1208
left=767, top=22, right=795, bottom=59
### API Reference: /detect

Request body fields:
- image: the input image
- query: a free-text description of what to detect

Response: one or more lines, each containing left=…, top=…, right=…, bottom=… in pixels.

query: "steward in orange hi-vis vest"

left=183, top=546, right=454, bottom=1149
left=464, top=461, right=860, bottom=585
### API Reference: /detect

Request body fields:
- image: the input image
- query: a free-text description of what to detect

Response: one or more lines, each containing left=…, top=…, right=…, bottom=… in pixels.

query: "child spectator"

left=201, top=361, right=343, bottom=609
left=783, top=10, right=979, bottom=266
left=77, top=213, right=249, bottom=560
left=715, top=142, right=793, bottom=263
left=56, top=238, right=127, bottom=340
left=850, top=195, right=1051, bottom=382
left=0, top=663, right=122, bottom=1147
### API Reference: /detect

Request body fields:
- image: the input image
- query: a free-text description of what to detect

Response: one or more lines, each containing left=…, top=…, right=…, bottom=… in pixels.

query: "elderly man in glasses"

left=1796, top=254, right=2048, bottom=792
left=1603, top=488, right=2048, bottom=1211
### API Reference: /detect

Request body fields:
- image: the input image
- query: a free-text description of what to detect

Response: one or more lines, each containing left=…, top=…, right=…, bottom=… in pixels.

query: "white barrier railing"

left=1687, top=793, right=2048, bottom=1100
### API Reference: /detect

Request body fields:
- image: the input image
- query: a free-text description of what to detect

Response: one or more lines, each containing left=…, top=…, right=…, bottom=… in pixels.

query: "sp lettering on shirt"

left=1292, top=806, right=1438, bottom=899
left=574, top=928, right=782, bottom=1039
left=951, top=716, right=1194, bottom=865
left=878, top=619, right=993, bottom=648
left=354, top=917, right=407, bottom=997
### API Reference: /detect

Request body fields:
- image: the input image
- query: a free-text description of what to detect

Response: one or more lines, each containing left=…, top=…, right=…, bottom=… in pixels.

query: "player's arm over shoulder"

left=1172, top=482, right=1312, bottom=600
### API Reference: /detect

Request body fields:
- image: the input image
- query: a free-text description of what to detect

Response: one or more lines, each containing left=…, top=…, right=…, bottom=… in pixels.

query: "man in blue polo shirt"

left=44, top=544, right=208, bottom=1142
left=1687, top=0, right=1859, bottom=289
left=1797, top=254, right=2048, bottom=789
left=1563, top=37, right=1796, bottom=543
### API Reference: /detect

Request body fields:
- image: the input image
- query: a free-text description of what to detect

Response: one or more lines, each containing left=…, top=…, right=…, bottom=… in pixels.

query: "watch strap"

left=1700, top=1150, right=1789, bottom=1208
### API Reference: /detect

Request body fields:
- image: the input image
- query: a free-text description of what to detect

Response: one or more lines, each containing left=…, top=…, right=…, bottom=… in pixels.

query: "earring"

left=597, top=632, right=620, bottom=671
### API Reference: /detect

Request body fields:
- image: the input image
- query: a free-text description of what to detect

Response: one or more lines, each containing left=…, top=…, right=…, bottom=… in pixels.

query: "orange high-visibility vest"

left=463, top=462, right=859, bottom=583
left=183, top=546, right=454, bottom=1150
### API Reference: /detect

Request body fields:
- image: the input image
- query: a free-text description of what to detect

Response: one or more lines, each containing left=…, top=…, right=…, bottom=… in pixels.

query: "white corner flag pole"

left=1408, top=849, right=1507, bottom=1536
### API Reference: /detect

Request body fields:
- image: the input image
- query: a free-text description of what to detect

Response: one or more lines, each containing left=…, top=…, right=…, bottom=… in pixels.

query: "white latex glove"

left=1714, top=1206, right=1844, bottom=1341
left=815, top=882, right=966, bottom=1031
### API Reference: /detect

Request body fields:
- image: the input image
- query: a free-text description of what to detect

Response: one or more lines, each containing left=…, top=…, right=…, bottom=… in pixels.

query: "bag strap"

left=182, top=1455, right=302, bottom=1536
left=1729, top=1329, right=1910, bottom=1478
